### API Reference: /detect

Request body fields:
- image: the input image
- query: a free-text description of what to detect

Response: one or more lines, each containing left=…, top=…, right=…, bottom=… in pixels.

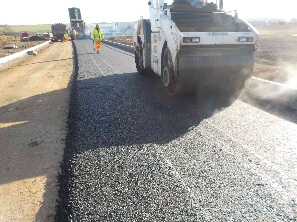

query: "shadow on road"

left=55, top=71, right=297, bottom=220
left=55, top=69, right=240, bottom=220
left=67, top=72, right=235, bottom=149
left=1, top=71, right=295, bottom=221
left=55, top=39, right=297, bottom=221
left=0, top=90, right=69, bottom=185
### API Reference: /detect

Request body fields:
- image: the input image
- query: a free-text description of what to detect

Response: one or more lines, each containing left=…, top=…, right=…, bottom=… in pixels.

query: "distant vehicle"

left=20, top=38, right=29, bottom=42
left=36, top=33, right=44, bottom=38
left=20, top=32, right=29, bottom=42
left=29, top=35, right=43, bottom=41
left=21, top=32, right=29, bottom=38
left=51, top=23, right=67, bottom=42
left=44, top=33, right=50, bottom=40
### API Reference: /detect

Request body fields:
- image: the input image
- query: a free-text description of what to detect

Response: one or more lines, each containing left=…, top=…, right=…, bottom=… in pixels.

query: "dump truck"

left=20, top=32, right=29, bottom=42
left=51, top=23, right=67, bottom=42
left=133, top=0, right=259, bottom=95
left=21, top=32, right=29, bottom=38
left=68, top=7, right=89, bottom=39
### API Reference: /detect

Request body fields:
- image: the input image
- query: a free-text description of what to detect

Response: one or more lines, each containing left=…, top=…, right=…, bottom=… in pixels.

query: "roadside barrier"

left=0, top=41, right=50, bottom=65
left=103, top=40, right=134, bottom=53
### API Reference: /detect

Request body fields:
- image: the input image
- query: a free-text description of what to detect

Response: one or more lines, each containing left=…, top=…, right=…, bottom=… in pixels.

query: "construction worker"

left=92, top=24, right=104, bottom=53
left=72, top=29, right=77, bottom=40
left=63, top=32, right=69, bottom=42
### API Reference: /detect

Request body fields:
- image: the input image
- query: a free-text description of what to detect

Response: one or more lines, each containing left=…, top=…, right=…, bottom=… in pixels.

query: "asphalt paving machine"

left=133, top=0, right=259, bottom=95
left=68, top=7, right=90, bottom=39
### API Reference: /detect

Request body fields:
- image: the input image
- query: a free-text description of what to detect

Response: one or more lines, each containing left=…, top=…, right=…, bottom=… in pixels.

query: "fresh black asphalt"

left=55, top=40, right=297, bottom=221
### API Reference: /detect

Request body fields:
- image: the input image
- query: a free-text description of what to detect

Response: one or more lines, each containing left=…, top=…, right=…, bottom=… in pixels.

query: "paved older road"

left=56, top=40, right=297, bottom=221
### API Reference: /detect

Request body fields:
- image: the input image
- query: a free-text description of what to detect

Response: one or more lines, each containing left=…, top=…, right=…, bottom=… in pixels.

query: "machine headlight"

left=183, top=37, right=200, bottom=43
left=183, top=37, right=191, bottom=43
left=238, top=37, right=254, bottom=42
left=191, top=37, right=200, bottom=43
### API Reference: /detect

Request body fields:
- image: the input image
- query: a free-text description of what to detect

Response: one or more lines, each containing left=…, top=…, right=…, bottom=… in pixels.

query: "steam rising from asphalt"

left=242, top=63, right=297, bottom=110
left=282, top=63, right=297, bottom=90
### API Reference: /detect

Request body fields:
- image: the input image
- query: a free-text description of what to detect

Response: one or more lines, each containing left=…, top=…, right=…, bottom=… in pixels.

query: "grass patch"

left=255, top=24, right=297, bottom=37
left=0, top=25, right=52, bottom=35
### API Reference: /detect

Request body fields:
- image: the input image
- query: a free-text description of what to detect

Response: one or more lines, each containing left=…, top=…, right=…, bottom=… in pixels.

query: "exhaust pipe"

left=220, top=0, right=223, bottom=10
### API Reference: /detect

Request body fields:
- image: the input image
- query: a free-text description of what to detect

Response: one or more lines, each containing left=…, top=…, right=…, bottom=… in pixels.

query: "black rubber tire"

left=162, top=48, right=179, bottom=95
left=135, top=49, right=144, bottom=73
left=134, top=43, right=147, bottom=74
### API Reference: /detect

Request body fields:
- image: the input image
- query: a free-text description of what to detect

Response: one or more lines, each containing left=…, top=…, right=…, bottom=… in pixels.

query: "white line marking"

left=251, top=77, right=297, bottom=91
left=203, top=118, right=297, bottom=204
left=85, top=42, right=104, bottom=75
left=100, top=56, right=118, bottom=73
left=155, top=147, right=213, bottom=220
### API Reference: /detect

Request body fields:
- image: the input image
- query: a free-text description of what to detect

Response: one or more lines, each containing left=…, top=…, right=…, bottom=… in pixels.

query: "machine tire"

left=162, top=48, right=179, bottom=95
left=135, top=47, right=146, bottom=74
left=135, top=50, right=143, bottom=73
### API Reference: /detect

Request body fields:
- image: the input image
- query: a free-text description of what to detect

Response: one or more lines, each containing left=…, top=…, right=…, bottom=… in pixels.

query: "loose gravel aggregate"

left=56, top=40, right=297, bottom=221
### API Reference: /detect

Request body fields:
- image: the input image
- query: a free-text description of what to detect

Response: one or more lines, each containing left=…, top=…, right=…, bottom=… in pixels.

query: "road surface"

left=56, top=40, right=297, bottom=221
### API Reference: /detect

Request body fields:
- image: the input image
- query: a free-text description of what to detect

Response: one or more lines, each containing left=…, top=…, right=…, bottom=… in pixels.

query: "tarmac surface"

left=56, top=40, right=297, bottom=221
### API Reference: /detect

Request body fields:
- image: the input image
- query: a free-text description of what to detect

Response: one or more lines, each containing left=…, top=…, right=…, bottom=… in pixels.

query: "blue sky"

left=1, top=0, right=296, bottom=25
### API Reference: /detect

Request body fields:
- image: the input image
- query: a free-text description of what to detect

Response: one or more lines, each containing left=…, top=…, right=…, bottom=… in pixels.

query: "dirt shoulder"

left=107, top=36, right=133, bottom=46
left=0, top=41, right=73, bottom=221
left=254, top=26, right=297, bottom=85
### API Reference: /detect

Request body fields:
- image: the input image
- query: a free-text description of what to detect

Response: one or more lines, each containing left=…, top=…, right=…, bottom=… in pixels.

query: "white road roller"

left=133, top=0, right=259, bottom=95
